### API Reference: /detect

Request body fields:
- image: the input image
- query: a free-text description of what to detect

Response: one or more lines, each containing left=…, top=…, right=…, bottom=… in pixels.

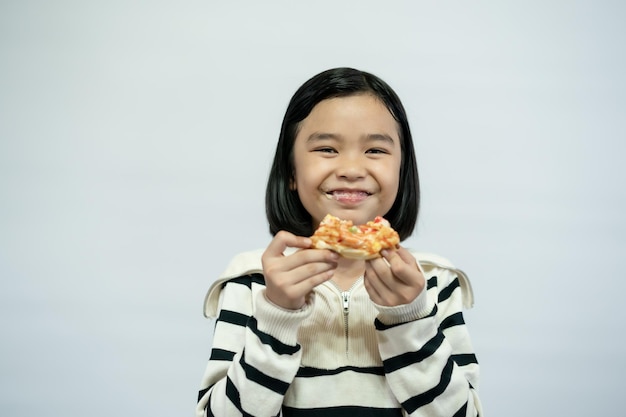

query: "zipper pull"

left=341, top=291, right=350, bottom=315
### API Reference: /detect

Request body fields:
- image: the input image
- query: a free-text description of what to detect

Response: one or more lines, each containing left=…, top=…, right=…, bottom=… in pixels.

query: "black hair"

left=265, top=67, right=420, bottom=241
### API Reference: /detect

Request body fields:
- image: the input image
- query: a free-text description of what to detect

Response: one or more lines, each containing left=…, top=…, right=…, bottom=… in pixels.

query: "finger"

left=290, top=267, right=335, bottom=295
left=367, top=255, right=400, bottom=291
left=265, top=248, right=338, bottom=291
left=279, top=248, right=339, bottom=276
left=264, top=253, right=337, bottom=309
left=266, top=230, right=312, bottom=257
left=289, top=256, right=337, bottom=283
left=380, top=247, right=418, bottom=285
left=277, top=260, right=336, bottom=306
left=386, top=245, right=418, bottom=267
left=263, top=232, right=317, bottom=275
left=364, top=262, right=394, bottom=303
left=363, top=264, right=385, bottom=304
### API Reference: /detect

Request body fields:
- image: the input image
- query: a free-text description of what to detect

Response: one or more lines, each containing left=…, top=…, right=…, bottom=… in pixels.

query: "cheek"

left=293, top=165, right=324, bottom=200
left=291, top=153, right=306, bottom=189
left=379, top=162, right=402, bottom=201
left=377, top=162, right=401, bottom=187
left=293, top=164, right=309, bottom=189
left=294, top=155, right=328, bottom=185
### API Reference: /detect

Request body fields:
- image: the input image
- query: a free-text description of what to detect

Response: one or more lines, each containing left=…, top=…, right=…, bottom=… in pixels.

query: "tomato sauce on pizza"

left=310, top=214, right=400, bottom=260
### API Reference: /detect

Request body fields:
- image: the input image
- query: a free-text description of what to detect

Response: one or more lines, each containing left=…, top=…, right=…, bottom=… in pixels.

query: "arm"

left=196, top=232, right=338, bottom=416
left=196, top=277, right=312, bottom=417
left=366, top=249, right=482, bottom=416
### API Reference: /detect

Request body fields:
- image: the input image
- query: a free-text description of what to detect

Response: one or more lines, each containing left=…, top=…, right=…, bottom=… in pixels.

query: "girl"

left=196, top=68, right=482, bottom=416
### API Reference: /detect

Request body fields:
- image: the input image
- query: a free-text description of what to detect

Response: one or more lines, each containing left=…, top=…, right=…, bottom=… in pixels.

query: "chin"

left=323, top=210, right=377, bottom=225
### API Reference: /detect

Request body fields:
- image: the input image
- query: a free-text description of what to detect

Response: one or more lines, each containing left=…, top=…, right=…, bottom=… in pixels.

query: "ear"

left=289, top=177, right=297, bottom=191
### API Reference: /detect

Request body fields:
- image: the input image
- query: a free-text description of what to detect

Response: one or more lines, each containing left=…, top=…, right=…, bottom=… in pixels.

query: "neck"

left=331, top=257, right=365, bottom=291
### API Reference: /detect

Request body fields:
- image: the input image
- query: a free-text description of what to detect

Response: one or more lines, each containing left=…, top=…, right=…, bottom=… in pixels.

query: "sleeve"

left=374, top=267, right=483, bottom=417
left=195, top=276, right=313, bottom=417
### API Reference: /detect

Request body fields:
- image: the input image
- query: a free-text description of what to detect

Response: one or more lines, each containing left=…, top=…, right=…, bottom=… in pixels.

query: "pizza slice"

left=310, top=214, right=400, bottom=260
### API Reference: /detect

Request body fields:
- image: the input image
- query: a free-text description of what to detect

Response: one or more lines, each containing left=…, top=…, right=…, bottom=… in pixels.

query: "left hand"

left=363, top=246, right=425, bottom=306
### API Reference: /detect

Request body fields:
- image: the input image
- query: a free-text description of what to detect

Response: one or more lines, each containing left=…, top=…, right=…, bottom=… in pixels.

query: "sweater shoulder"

left=410, top=251, right=475, bottom=309
left=203, top=249, right=266, bottom=318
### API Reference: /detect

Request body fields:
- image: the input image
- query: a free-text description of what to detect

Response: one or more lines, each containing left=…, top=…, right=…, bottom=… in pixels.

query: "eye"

left=313, top=147, right=338, bottom=154
left=365, top=148, right=389, bottom=155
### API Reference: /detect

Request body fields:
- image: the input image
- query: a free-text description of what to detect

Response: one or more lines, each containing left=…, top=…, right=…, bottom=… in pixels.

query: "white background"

left=1, top=1, right=624, bottom=416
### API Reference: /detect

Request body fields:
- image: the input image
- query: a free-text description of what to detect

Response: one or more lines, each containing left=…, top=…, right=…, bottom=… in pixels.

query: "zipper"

left=329, top=278, right=362, bottom=356
left=340, top=290, right=350, bottom=355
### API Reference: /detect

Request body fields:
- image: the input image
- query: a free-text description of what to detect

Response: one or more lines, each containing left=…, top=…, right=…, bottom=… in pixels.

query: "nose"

left=335, top=154, right=366, bottom=180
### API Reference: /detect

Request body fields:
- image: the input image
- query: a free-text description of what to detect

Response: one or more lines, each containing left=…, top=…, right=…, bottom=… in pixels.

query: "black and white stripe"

left=197, top=254, right=482, bottom=417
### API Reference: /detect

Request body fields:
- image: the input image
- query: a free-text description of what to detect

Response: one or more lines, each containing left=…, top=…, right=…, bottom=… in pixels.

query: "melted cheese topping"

left=310, top=214, right=400, bottom=259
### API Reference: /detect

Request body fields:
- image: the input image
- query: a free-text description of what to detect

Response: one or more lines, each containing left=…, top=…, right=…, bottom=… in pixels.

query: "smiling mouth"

left=325, top=190, right=371, bottom=202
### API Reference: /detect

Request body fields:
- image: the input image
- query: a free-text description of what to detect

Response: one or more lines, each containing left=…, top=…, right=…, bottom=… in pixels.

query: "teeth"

left=326, top=191, right=368, bottom=200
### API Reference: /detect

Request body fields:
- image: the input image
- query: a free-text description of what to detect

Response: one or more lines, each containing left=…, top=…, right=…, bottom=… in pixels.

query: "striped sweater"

left=196, top=249, right=482, bottom=416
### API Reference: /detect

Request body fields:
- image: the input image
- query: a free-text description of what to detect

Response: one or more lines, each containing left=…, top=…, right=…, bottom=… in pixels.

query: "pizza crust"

left=311, top=239, right=380, bottom=260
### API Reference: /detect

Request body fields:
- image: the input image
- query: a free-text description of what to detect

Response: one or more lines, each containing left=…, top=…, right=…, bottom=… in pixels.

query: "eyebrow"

left=306, top=132, right=396, bottom=145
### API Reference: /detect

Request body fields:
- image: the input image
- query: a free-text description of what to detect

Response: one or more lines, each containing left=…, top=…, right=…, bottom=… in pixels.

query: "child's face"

left=292, top=94, right=402, bottom=227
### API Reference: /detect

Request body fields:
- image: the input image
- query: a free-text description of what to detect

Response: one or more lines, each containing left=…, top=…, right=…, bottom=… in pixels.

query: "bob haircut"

left=265, top=67, right=420, bottom=241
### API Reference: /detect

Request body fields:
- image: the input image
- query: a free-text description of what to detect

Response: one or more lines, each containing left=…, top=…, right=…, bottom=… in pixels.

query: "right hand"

left=262, top=231, right=338, bottom=310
